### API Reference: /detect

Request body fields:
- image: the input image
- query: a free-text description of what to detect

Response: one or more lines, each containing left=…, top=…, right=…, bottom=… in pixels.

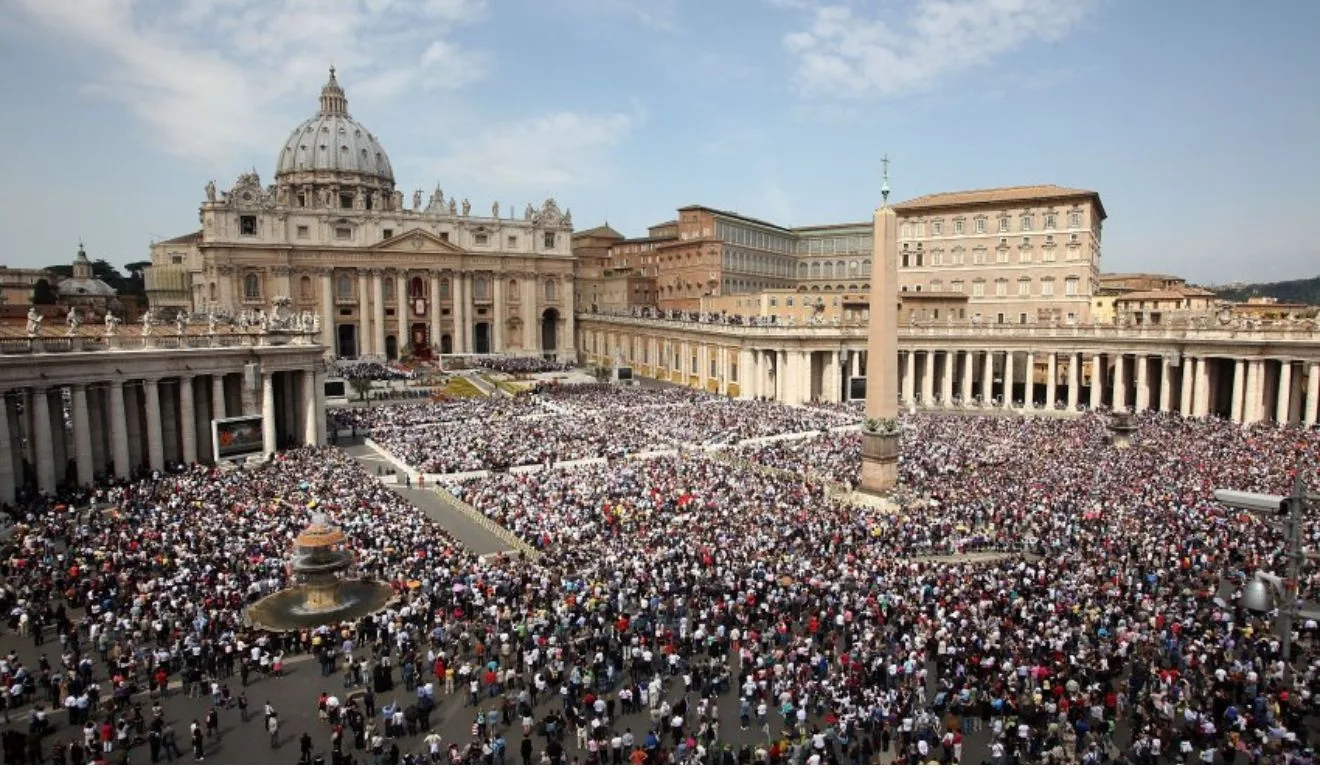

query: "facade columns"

left=261, top=372, right=278, bottom=457
left=1230, top=359, right=1245, bottom=422
left=179, top=376, right=197, bottom=465
left=1024, top=352, right=1036, bottom=408
left=1089, top=353, right=1102, bottom=410
left=1195, top=357, right=1211, bottom=417
left=739, top=350, right=754, bottom=399
left=429, top=272, right=442, bottom=352
left=357, top=272, right=371, bottom=356
left=1134, top=355, right=1149, bottom=411
left=372, top=271, right=387, bottom=358
left=1067, top=353, right=1080, bottom=410
left=71, top=385, right=94, bottom=487
left=1242, top=359, right=1261, bottom=424
left=1046, top=353, right=1058, bottom=409
left=961, top=350, right=974, bottom=404
left=395, top=272, right=407, bottom=356
left=920, top=350, right=935, bottom=405
left=109, top=381, right=130, bottom=479
left=1305, top=363, right=1319, bottom=427
left=455, top=271, right=469, bottom=354
left=522, top=276, right=536, bottom=351
left=1180, top=358, right=1195, bottom=416
left=143, top=378, right=164, bottom=471
left=981, top=350, right=993, bottom=405
left=940, top=351, right=955, bottom=407
left=902, top=351, right=916, bottom=405
left=31, top=388, right=55, bottom=493
left=320, top=272, right=334, bottom=352
left=1276, top=361, right=1292, bottom=424
left=1002, top=351, right=1015, bottom=409
left=212, top=374, right=227, bottom=422
left=562, top=282, right=576, bottom=361
left=493, top=275, right=506, bottom=353
left=1113, top=354, right=1127, bottom=411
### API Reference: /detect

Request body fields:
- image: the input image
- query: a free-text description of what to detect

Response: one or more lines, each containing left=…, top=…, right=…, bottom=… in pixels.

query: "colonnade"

left=0, top=342, right=328, bottom=504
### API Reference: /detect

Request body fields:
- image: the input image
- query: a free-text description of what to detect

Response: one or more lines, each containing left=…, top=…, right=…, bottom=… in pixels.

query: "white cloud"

left=432, top=106, right=644, bottom=195
left=781, top=0, right=1099, bottom=99
left=7, top=0, right=490, bottom=168
left=556, top=0, right=681, bottom=32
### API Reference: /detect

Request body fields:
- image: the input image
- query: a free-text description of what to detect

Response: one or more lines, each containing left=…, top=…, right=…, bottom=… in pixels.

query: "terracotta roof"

left=894, top=185, right=1104, bottom=217
left=156, top=230, right=202, bottom=245
left=572, top=224, right=625, bottom=240
left=1114, top=289, right=1207, bottom=302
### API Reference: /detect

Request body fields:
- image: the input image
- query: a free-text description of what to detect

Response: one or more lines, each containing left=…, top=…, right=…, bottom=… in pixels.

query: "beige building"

left=146, top=68, right=577, bottom=360
left=0, top=266, right=53, bottom=311
left=893, top=185, right=1106, bottom=324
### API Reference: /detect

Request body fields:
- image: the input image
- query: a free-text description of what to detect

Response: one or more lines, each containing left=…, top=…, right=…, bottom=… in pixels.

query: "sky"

left=0, top=0, right=1317, bottom=284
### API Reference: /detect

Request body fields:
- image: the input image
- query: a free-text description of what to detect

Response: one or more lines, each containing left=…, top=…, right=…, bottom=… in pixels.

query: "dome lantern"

left=319, top=66, right=349, bottom=117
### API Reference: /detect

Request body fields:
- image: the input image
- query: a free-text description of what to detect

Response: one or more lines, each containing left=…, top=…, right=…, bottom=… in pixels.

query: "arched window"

left=544, top=279, right=557, bottom=301
left=861, top=259, right=872, bottom=276
left=337, top=274, right=352, bottom=298
left=299, top=275, right=312, bottom=300
left=243, top=273, right=260, bottom=300
left=835, top=260, right=845, bottom=278
left=410, top=276, right=424, bottom=298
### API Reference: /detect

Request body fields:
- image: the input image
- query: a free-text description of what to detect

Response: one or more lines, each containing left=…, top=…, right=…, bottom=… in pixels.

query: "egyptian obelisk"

left=859, top=157, right=900, bottom=493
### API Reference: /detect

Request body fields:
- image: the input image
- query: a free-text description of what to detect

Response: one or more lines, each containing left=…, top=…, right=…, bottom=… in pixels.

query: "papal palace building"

left=145, top=68, right=578, bottom=361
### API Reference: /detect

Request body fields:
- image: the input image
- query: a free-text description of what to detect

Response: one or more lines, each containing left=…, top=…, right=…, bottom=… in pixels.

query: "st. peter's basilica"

left=145, top=68, right=577, bottom=360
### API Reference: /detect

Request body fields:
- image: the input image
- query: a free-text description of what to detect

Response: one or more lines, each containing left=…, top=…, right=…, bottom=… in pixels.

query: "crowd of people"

left=351, top=387, right=856, bottom=474
left=331, top=360, right=418, bottom=382
left=479, top=357, right=573, bottom=375
left=1, top=400, right=1318, bottom=764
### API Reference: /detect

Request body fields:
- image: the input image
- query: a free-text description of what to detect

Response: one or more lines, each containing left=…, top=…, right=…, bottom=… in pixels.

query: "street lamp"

left=1213, top=476, right=1317, bottom=689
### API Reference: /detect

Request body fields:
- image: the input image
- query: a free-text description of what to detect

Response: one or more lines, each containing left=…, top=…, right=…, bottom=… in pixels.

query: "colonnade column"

left=1113, top=354, right=1127, bottom=411
left=920, top=351, right=934, bottom=405
left=261, top=372, right=277, bottom=457
left=109, top=382, right=130, bottom=479
left=901, top=351, right=916, bottom=405
left=1089, top=353, right=1102, bottom=410
left=395, top=272, right=407, bottom=357
left=1134, top=355, right=1149, bottom=411
left=1230, top=359, right=1245, bottom=422
left=980, top=350, right=993, bottom=405
left=179, top=376, right=197, bottom=465
left=1195, top=357, right=1211, bottom=417
left=1242, top=359, right=1261, bottom=424
left=303, top=369, right=319, bottom=446
left=31, top=388, right=55, bottom=493
left=320, top=272, right=334, bottom=352
left=1306, top=363, right=1319, bottom=427
left=71, top=385, right=94, bottom=487
left=143, top=379, right=164, bottom=471
left=739, top=350, right=754, bottom=399
left=1067, top=353, right=1080, bottom=410
left=1157, top=356, right=1173, bottom=412
left=1045, top=353, right=1058, bottom=409
left=0, top=401, right=13, bottom=504
left=940, top=351, right=954, bottom=407
left=1180, top=358, right=1195, bottom=416
left=1276, top=362, right=1292, bottom=424
left=1024, top=352, right=1035, bottom=409
left=1002, top=351, right=1014, bottom=409
left=961, top=351, right=974, bottom=405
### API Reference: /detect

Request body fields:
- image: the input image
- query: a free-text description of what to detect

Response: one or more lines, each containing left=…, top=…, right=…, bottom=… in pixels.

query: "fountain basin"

left=246, top=579, right=396, bottom=632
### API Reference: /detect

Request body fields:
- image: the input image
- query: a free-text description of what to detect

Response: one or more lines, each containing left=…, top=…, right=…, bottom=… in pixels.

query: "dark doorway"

left=541, top=308, right=559, bottom=353
left=440, top=334, right=453, bottom=354
left=385, top=335, right=398, bottom=361
left=337, top=324, right=358, bottom=358
left=410, top=323, right=430, bottom=358
left=474, top=322, right=491, bottom=354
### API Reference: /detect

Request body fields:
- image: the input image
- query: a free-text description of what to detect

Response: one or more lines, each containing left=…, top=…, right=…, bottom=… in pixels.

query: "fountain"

left=1108, top=411, right=1139, bottom=450
left=245, top=514, right=395, bottom=631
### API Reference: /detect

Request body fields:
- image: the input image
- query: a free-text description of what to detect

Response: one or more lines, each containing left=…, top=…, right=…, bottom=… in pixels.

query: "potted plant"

left=863, top=417, right=901, bottom=436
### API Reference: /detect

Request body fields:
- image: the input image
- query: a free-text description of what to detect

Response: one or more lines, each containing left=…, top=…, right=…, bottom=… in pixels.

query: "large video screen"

left=849, top=376, right=867, bottom=400
left=324, top=379, right=347, bottom=398
left=213, top=415, right=265, bottom=460
left=616, top=367, right=633, bottom=381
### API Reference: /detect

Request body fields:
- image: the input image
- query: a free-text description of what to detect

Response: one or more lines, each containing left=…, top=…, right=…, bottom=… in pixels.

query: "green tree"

left=348, top=378, right=374, bottom=402
left=32, top=279, right=58, bottom=305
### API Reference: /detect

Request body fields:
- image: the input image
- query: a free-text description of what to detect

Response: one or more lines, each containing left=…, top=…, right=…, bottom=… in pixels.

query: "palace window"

left=440, top=279, right=450, bottom=299
left=954, top=219, right=964, bottom=235
left=995, top=279, right=1008, bottom=297
left=1018, top=278, right=1031, bottom=297
left=410, top=277, right=425, bottom=298
left=240, top=216, right=257, bottom=236
left=335, top=227, right=351, bottom=240
left=1020, top=215, right=1033, bottom=231
left=1041, top=278, right=1056, bottom=296
left=1065, top=277, right=1080, bottom=296
left=998, top=216, right=1010, bottom=233
left=972, top=280, right=985, bottom=298
left=932, top=221, right=943, bottom=236
left=543, top=232, right=556, bottom=249
left=975, top=218, right=986, bottom=234
left=243, top=273, right=260, bottom=299
left=544, top=280, right=557, bottom=301
left=382, top=228, right=393, bottom=239
left=475, top=233, right=488, bottom=246
left=474, top=277, right=489, bottom=300
left=1045, top=214, right=1057, bottom=230
left=1069, top=211, right=1082, bottom=228
left=337, top=274, right=352, bottom=298
left=507, top=235, right=517, bottom=247
left=383, top=279, right=394, bottom=300
left=296, top=225, right=309, bottom=239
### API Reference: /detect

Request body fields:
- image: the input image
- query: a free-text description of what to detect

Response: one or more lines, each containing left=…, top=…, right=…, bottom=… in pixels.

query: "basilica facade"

left=145, top=68, right=577, bottom=360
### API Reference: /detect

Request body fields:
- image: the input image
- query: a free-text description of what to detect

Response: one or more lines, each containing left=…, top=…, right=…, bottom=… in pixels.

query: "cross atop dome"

left=318, top=65, right=349, bottom=117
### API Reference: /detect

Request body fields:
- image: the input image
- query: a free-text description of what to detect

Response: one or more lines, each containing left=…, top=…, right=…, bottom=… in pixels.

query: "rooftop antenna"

left=880, top=154, right=891, bottom=205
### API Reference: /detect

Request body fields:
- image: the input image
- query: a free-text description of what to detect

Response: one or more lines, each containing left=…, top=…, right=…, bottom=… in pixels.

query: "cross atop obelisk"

left=880, top=154, right=891, bottom=205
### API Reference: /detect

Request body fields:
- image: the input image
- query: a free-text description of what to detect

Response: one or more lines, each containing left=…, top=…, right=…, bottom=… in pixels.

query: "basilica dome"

left=275, top=68, right=394, bottom=186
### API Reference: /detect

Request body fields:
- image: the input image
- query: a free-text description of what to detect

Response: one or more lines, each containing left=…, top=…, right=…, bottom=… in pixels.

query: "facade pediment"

left=371, top=228, right=465, bottom=255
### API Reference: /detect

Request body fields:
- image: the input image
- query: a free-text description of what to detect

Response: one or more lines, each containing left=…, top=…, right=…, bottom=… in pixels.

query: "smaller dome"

left=58, top=276, right=116, bottom=297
